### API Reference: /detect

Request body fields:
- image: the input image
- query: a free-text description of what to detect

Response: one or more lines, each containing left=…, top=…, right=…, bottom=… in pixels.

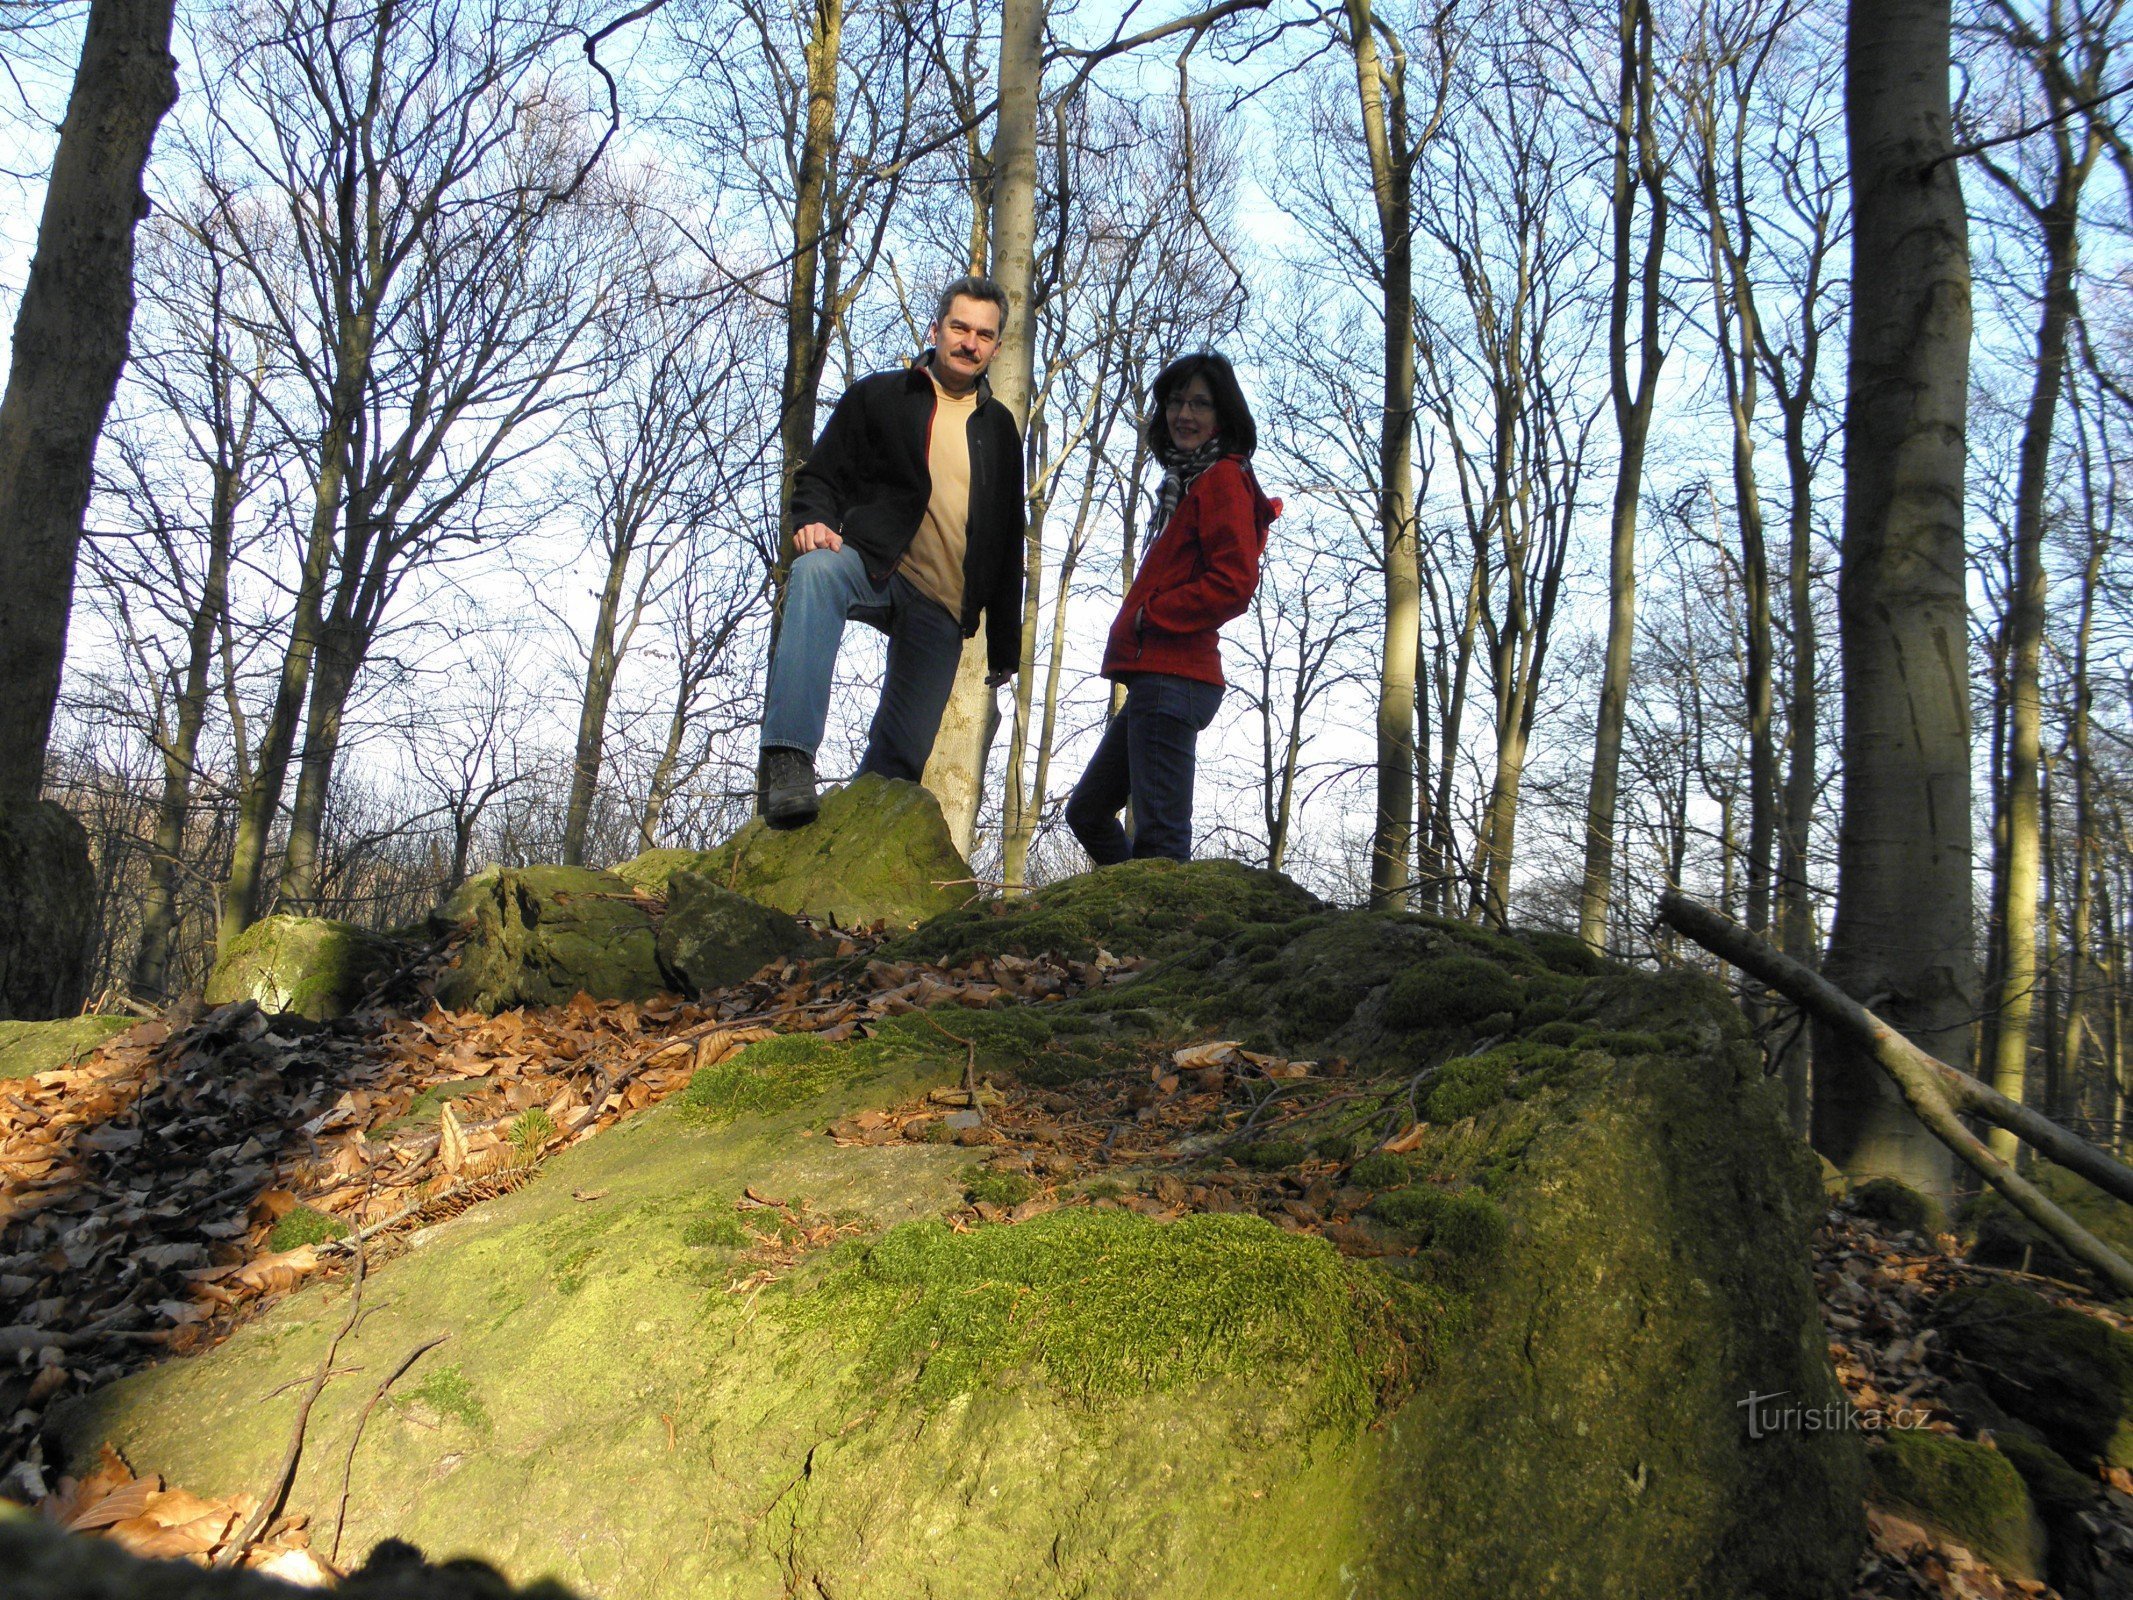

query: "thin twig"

left=215, top=1234, right=365, bottom=1567
left=329, top=1332, right=450, bottom=1566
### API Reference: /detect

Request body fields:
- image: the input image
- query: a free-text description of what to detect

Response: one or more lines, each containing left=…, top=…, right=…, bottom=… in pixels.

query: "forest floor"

left=0, top=931, right=2121, bottom=1595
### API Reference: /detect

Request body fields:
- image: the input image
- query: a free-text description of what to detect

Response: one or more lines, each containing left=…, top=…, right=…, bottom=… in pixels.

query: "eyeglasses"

left=1165, top=393, right=1216, bottom=413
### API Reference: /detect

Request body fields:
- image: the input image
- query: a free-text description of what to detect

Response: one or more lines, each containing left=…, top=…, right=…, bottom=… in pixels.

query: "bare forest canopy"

left=0, top=0, right=2129, bottom=1150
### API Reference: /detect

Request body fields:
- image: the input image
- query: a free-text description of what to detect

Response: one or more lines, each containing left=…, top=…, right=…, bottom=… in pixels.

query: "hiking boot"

left=760, top=746, right=819, bottom=829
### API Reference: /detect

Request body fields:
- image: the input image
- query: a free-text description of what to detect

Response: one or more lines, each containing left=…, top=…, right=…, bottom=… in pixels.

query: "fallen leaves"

left=31, top=1445, right=324, bottom=1580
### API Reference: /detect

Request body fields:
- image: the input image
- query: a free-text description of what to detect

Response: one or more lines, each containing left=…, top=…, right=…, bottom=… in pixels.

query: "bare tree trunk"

left=922, top=0, right=1043, bottom=857
left=1577, top=0, right=1668, bottom=955
left=778, top=0, right=846, bottom=537
left=1817, top=0, right=1974, bottom=1204
left=1978, top=52, right=2101, bottom=1158
left=0, top=0, right=179, bottom=804
left=219, top=463, right=339, bottom=948
left=1344, top=0, right=1424, bottom=910
left=132, top=467, right=235, bottom=998
left=563, top=538, right=634, bottom=865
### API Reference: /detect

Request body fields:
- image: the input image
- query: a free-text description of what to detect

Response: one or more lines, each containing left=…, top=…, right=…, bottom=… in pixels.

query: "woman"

left=1066, top=350, right=1278, bottom=865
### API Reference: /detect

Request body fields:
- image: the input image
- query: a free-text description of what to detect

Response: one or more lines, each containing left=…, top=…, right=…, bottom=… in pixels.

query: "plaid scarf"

left=1149, top=440, right=1225, bottom=540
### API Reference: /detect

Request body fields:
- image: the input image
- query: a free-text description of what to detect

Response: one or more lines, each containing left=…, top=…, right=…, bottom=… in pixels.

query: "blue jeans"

left=1066, top=673, right=1224, bottom=865
left=760, top=544, right=965, bottom=781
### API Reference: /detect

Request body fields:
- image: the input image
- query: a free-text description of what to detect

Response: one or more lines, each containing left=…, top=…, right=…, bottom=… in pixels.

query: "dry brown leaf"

left=437, top=1102, right=469, bottom=1174
left=231, top=1245, right=318, bottom=1294
left=1172, top=1041, right=1242, bottom=1070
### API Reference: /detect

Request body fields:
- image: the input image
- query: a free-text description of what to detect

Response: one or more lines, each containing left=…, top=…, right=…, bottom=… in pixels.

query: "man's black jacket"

left=789, top=358, right=1025, bottom=676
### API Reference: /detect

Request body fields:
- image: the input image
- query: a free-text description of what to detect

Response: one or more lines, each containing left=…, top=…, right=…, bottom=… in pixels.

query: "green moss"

left=1381, top=955, right=1521, bottom=1031
left=1236, top=1138, right=1308, bottom=1171
left=388, top=1076, right=493, bottom=1131
left=1425, top=1054, right=1513, bottom=1121
left=1517, top=930, right=1614, bottom=976
left=1350, top=1152, right=1412, bottom=1190
left=1311, top=1132, right=1362, bottom=1164
left=885, top=858, right=1321, bottom=966
left=964, top=1167, right=1035, bottom=1208
left=681, top=1031, right=914, bottom=1124
left=406, top=1364, right=491, bottom=1433
left=683, top=1212, right=750, bottom=1250
left=267, top=1205, right=349, bottom=1252
left=1995, top=1432, right=2095, bottom=1521
left=778, top=1208, right=1452, bottom=1428
left=1933, top=1282, right=2133, bottom=1466
left=1868, top=1429, right=2040, bottom=1576
left=1366, top=1188, right=1505, bottom=1282
left=1851, top=1177, right=1937, bottom=1235
left=0, top=1016, right=135, bottom=1080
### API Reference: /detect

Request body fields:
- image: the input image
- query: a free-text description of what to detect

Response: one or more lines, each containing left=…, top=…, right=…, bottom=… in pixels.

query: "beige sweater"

left=900, top=372, right=977, bottom=616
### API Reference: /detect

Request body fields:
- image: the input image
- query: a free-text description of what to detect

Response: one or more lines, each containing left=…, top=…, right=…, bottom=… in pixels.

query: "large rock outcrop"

left=431, top=866, right=663, bottom=1013
left=66, top=862, right=1864, bottom=1598
left=618, top=774, right=970, bottom=930
left=0, top=801, right=95, bottom=1019
left=204, top=915, right=403, bottom=1022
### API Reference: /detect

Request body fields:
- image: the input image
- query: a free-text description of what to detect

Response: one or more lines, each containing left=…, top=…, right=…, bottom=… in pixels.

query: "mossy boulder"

left=432, top=866, right=665, bottom=1013
left=656, top=871, right=814, bottom=995
left=66, top=892, right=1862, bottom=1598
left=1850, top=1176, right=1941, bottom=1237
left=1868, top=1428, right=2044, bottom=1577
left=1931, top=1281, right=2133, bottom=1467
left=620, top=774, right=969, bottom=929
left=203, top=915, right=403, bottom=1021
left=887, top=857, right=1322, bottom=965
left=0, top=800, right=95, bottom=1019
left=0, top=1015, right=137, bottom=1079
left=1966, top=1160, right=2133, bottom=1288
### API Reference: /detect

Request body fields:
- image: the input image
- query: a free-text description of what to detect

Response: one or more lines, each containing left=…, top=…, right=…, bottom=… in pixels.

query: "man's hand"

left=793, top=522, right=843, bottom=553
left=985, top=669, right=1014, bottom=689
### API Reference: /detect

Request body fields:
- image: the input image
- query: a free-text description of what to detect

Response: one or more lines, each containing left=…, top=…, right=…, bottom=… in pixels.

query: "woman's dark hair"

left=1145, top=349, right=1256, bottom=459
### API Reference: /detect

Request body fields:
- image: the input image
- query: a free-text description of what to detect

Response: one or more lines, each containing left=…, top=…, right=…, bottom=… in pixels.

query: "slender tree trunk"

left=1346, top=0, right=1421, bottom=910
left=219, top=456, right=341, bottom=948
left=0, top=0, right=180, bottom=803
left=563, top=535, right=635, bottom=865
left=1817, top=0, right=1974, bottom=1203
left=132, top=466, right=234, bottom=998
left=1577, top=0, right=1667, bottom=955
left=1983, top=125, right=2095, bottom=1157
left=922, top=0, right=1042, bottom=857
left=1775, top=381, right=1820, bottom=1135
left=778, top=0, right=846, bottom=539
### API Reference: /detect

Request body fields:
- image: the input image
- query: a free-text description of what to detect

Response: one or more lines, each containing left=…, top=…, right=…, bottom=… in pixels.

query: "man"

left=757, top=276, right=1025, bottom=828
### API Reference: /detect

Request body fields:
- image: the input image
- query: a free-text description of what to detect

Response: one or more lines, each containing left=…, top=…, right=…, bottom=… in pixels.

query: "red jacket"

left=1102, top=456, right=1279, bottom=686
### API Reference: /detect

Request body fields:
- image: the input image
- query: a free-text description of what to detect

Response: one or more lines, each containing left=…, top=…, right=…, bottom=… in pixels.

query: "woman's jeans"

left=1066, top=673, right=1224, bottom=865
left=760, top=544, right=965, bottom=781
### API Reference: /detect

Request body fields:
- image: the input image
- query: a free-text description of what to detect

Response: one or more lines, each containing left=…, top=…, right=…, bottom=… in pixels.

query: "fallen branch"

left=215, top=1235, right=366, bottom=1567
left=329, top=1332, right=449, bottom=1565
left=1655, top=890, right=2133, bottom=1298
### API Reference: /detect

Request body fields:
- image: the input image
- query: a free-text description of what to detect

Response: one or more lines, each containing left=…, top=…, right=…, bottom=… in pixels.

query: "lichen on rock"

left=204, top=915, right=402, bottom=1021
left=1868, top=1427, right=2045, bottom=1578
left=0, top=1015, right=136, bottom=1079
left=655, top=870, right=813, bottom=995
left=622, top=774, right=970, bottom=929
left=431, top=865, right=664, bottom=1013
